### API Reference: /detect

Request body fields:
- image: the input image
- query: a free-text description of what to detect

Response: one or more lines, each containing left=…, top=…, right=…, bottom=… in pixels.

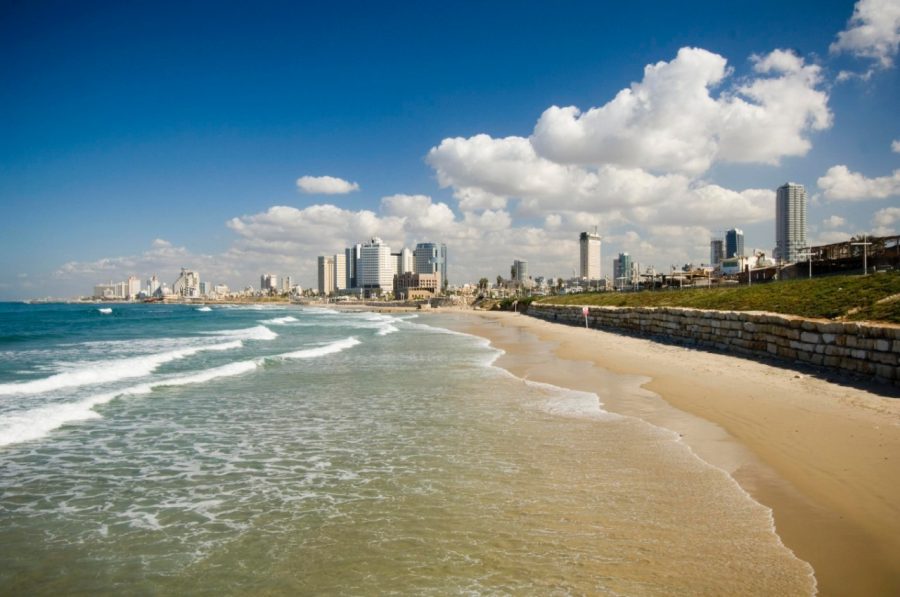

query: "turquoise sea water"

left=0, top=303, right=814, bottom=594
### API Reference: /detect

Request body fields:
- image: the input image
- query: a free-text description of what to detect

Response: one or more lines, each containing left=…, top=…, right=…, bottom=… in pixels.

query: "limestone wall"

left=528, top=303, right=900, bottom=386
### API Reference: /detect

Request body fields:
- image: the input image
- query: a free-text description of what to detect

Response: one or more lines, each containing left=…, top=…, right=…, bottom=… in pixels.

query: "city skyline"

left=2, top=1, right=899, bottom=299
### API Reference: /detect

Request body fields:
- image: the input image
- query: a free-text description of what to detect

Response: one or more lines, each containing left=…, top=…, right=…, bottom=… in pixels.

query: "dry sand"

left=434, top=309, right=900, bottom=596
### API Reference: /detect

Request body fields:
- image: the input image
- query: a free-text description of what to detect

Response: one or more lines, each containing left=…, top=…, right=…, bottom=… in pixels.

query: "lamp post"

left=851, top=235, right=872, bottom=275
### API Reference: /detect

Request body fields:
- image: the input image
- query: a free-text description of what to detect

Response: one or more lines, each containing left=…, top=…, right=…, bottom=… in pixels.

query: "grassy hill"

left=536, top=272, right=900, bottom=323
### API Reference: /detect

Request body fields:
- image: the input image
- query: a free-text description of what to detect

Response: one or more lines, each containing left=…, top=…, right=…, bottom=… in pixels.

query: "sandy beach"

left=434, top=309, right=900, bottom=596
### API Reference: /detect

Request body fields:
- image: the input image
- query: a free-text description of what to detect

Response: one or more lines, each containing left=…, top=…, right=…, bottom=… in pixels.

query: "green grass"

left=536, top=272, right=900, bottom=323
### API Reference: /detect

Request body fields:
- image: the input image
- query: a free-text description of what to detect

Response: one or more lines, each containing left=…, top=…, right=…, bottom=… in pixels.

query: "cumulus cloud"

left=296, top=175, right=360, bottom=195
left=528, top=47, right=829, bottom=176
left=822, top=215, right=847, bottom=229
left=817, top=165, right=900, bottom=200
left=893, top=139, right=900, bottom=152
left=830, top=0, right=900, bottom=69
left=872, top=206, right=900, bottom=235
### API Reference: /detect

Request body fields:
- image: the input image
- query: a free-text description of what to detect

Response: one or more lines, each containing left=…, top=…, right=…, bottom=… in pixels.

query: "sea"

left=0, top=302, right=815, bottom=595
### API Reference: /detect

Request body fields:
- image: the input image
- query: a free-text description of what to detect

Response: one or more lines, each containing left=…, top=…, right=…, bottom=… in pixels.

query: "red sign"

left=582, top=307, right=589, bottom=316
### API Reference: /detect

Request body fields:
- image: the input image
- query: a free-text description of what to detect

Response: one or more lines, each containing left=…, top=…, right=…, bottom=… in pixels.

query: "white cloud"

left=817, top=165, right=900, bottom=200
left=893, top=139, right=900, bottom=152
left=822, top=215, right=847, bottom=229
left=528, top=47, right=829, bottom=176
left=872, top=206, right=900, bottom=235
left=296, top=175, right=360, bottom=195
left=830, top=0, right=900, bottom=68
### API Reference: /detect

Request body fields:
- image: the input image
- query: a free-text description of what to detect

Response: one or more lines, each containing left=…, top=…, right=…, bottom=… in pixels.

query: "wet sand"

left=434, top=310, right=900, bottom=596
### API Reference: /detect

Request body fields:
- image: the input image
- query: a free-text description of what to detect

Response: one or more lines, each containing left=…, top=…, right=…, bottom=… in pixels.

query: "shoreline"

left=430, top=309, right=900, bottom=596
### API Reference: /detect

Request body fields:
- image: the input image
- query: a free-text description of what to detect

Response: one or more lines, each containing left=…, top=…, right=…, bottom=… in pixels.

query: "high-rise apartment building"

left=173, top=269, right=200, bottom=297
left=260, top=273, right=278, bottom=293
left=725, top=228, right=744, bottom=259
left=345, top=244, right=361, bottom=289
left=579, top=231, right=602, bottom=280
left=317, top=256, right=335, bottom=295
left=710, top=239, right=724, bottom=267
left=414, top=243, right=447, bottom=289
left=282, top=276, right=293, bottom=294
left=512, top=259, right=529, bottom=282
left=775, top=182, right=807, bottom=263
left=333, top=254, right=346, bottom=292
left=359, top=237, right=393, bottom=291
left=613, top=253, right=633, bottom=289
left=126, top=275, right=141, bottom=299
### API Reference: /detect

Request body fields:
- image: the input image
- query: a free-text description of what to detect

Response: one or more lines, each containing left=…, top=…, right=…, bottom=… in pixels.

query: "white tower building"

left=579, top=231, right=602, bottom=280
left=775, top=182, right=807, bottom=263
left=359, top=237, right=393, bottom=291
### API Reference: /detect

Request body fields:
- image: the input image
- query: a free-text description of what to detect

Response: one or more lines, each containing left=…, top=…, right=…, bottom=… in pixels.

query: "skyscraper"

left=613, top=253, right=633, bottom=289
left=413, top=243, right=447, bottom=289
left=359, top=237, right=393, bottom=291
left=512, top=259, right=528, bottom=282
left=579, top=231, right=602, bottom=280
left=725, top=228, right=744, bottom=259
left=317, top=256, right=335, bottom=295
left=710, top=239, right=724, bottom=267
left=333, top=254, right=346, bottom=292
left=775, top=182, right=808, bottom=263
left=345, top=244, right=361, bottom=289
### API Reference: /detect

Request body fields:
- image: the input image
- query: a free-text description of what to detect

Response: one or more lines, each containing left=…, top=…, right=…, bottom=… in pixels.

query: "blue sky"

left=1, top=0, right=898, bottom=298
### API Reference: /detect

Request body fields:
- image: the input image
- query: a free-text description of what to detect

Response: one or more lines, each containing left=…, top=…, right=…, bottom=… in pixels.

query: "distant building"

left=394, top=272, right=439, bottom=300
left=710, top=239, right=724, bottom=267
left=359, top=237, right=393, bottom=294
left=173, top=269, right=200, bottom=297
left=260, top=273, right=278, bottom=293
left=345, top=244, right=362, bottom=289
left=579, top=231, right=602, bottom=280
left=333, top=254, right=347, bottom=292
left=414, top=242, right=447, bottom=289
left=393, top=247, right=413, bottom=277
left=147, top=275, right=160, bottom=296
left=613, top=253, right=633, bottom=289
left=282, top=276, right=293, bottom=294
left=93, top=282, right=117, bottom=299
left=775, top=182, right=807, bottom=263
left=199, top=281, right=209, bottom=297
left=512, top=259, right=529, bottom=282
left=725, top=228, right=744, bottom=259
left=126, top=276, right=141, bottom=299
left=318, top=256, right=335, bottom=295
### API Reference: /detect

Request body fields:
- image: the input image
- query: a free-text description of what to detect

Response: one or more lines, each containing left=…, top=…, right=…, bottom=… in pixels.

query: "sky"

left=1, top=0, right=898, bottom=299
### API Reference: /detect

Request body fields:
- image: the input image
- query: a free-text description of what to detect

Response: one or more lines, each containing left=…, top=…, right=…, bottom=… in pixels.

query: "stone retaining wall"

left=528, top=304, right=900, bottom=386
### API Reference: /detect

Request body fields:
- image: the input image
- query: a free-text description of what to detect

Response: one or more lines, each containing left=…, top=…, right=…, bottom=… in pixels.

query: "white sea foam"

left=97, top=308, right=112, bottom=314
left=276, top=337, right=360, bottom=360
left=260, top=316, right=299, bottom=325
left=196, top=306, right=212, bottom=312
left=377, top=324, right=399, bottom=336
left=203, top=325, right=278, bottom=341
left=0, top=359, right=261, bottom=447
left=0, top=340, right=244, bottom=396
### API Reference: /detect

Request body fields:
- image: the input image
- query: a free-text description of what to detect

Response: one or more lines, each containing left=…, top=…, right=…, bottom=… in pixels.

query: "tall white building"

left=512, top=259, right=529, bottom=282
left=333, top=253, right=347, bottom=292
left=147, top=275, right=160, bottom=296
left=126, top=276, right=141, bottom=299
left=318, top=256, right=335, bottom=295
left=579, top=231, right=602, bottom=280
left=359, top=237, right=393, bottom=291
left=775, top=182, right=807, bottom=263
left=394, top=247, right=413, bottom=276
left=173, top=269, right=200, bottom=297
left=282, top=276, right=293, bottom=294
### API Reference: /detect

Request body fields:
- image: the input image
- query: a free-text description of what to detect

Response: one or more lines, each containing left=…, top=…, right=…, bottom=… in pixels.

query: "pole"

left=851, top=235, right=872, bottom=275
left=582, top=306, right=589, bottom=328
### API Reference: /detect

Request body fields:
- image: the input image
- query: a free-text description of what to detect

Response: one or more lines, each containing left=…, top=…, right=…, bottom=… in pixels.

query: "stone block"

left=800, top=332, right=820, bottom=344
